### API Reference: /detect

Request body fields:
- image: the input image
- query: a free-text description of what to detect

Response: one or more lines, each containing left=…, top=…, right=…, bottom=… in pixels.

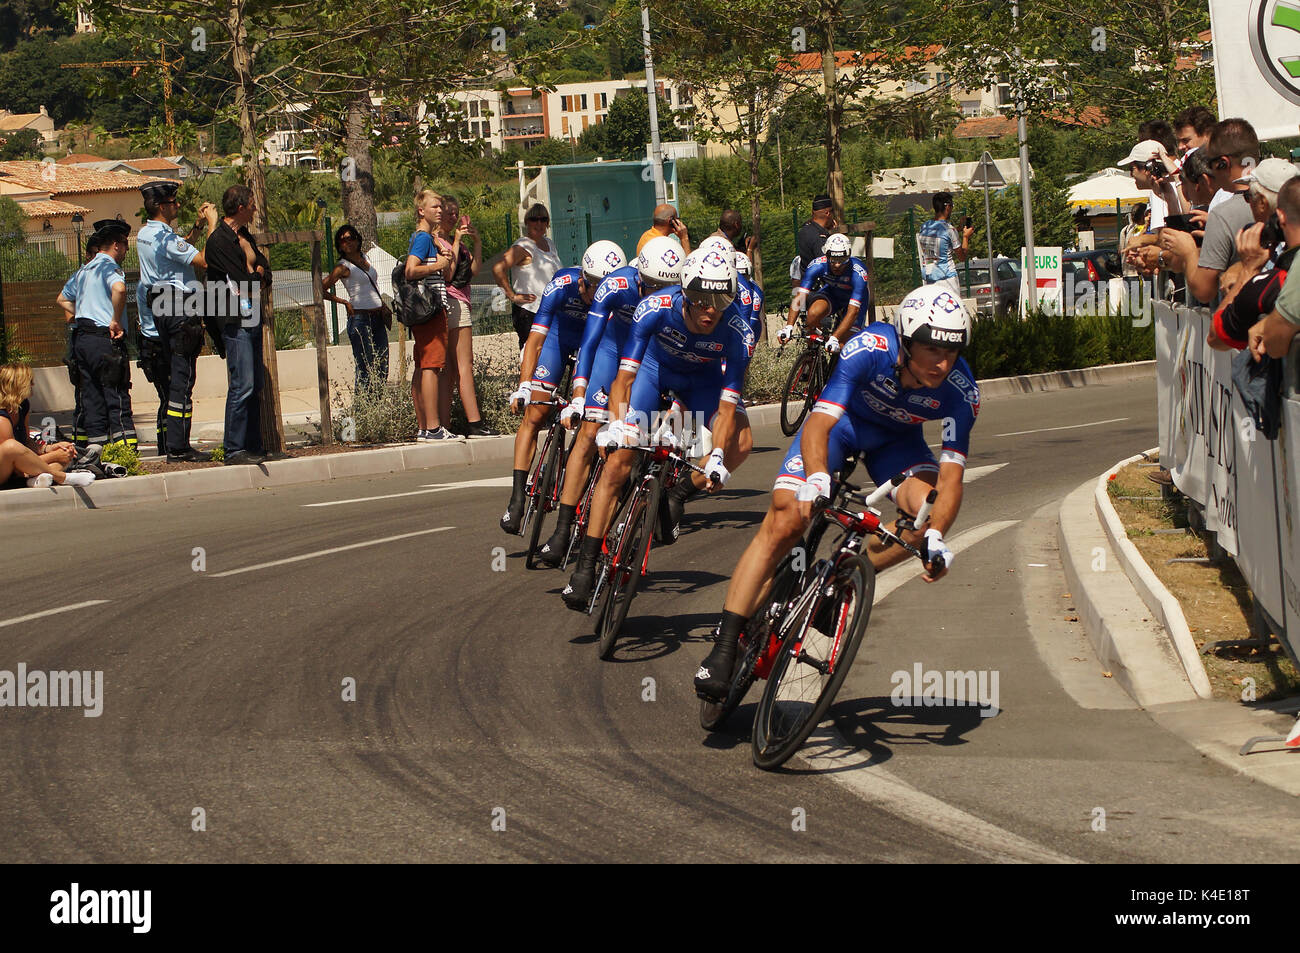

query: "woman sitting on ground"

left=0, top=363, right=94, bottom=488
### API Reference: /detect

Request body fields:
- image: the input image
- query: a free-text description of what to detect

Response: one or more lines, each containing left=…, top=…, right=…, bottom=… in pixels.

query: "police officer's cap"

left=140, top=180, right=180, bottom=205
left=92, top=219, right=130, bottom=243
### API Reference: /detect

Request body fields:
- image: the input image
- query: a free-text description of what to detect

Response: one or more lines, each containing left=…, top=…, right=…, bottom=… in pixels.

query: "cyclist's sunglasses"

left=684, top=289, right=734, bottom=311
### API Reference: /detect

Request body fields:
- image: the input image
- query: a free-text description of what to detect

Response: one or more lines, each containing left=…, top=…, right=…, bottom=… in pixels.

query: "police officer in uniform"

left=136, top=180, right=219, bottom=462
left=56, top=233, right=102, bottom=448
left=70, top=219, right=137, bottom=451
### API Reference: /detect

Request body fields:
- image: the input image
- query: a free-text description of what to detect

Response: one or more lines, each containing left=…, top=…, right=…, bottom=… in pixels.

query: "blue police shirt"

left=136, top=219, right=199, bottom=338
left=73, top=253, right=128, bottom=329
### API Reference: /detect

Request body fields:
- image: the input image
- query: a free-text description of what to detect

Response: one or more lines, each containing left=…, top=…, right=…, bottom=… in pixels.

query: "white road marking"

left=962, top=463, right=1008, bottom=483
left=1027, top=563, right=1047, bottom=567
left=794, top=515, right=1076, bottom=862
left=993, top=417, right=1129, bottom=438
left=303, top=476, right=514, bottom=507
left=209, top=527, right=454, bottom=577
left=0, top=600, right=110, bottom=629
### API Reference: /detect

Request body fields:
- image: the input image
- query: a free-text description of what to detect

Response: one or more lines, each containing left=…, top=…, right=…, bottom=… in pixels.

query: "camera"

left=1260, top=212, right=1283, bottom=249
left=1141, top=157, right=1169, bottom=179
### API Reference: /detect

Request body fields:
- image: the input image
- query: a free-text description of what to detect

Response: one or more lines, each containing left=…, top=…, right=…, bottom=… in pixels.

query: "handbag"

left=390, top=261, right=447, bottom=328
left=359, top=260, right=393, bottom=330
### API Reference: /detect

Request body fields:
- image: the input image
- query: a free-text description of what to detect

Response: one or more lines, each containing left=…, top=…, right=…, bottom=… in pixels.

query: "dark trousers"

left=139, top=333, right=170, bottom=451
left=72, top=324, right=136, bottom=449
left=222, top=322, right=263, bottom=455
left=158, top=314, right=203, bottom=454
left=511, top=304, right=533, bottom=352
left=347, top=309, right=390, bottom=390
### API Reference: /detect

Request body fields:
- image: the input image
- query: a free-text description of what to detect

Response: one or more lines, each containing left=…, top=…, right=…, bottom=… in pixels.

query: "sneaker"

left=427, top=427, right=463, bottom=441
left=415, top=430, right=435, bottom=442
left=694, top=633, right=738, bottom=702
left=25, top=473, right=54, bottom=489
left=73, top=444, right=102, bottom=468
left=561, top=565, right=596, bottom=612
left=537, top=525, right=572, bottom=567
left=466, top=421, right=500, bottom=438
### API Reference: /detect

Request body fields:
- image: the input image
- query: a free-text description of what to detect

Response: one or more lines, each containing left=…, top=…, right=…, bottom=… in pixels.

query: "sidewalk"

left=1059, top=451, right=1300, bottom=796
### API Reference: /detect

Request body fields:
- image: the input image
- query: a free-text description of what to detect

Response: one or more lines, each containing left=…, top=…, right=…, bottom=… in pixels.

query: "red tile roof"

left=778, top=46, right=943, bottom=73
left=0, top=160, right=153, bottom=194
left=954, top=115, right=1017, bottom=139
left=125, top=157, right=183, bottom=171
left=57, top=153, right=108, bottom=165
left=16, top=199, right=93, bottom=218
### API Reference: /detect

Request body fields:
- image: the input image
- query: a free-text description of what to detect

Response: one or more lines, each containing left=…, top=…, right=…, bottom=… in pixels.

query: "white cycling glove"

left=704, top=448, right=730, bottom=486
left=796, top=471, right=832, bottom=503
left=596, top=421, right=625, bottom=450
left=923, top=528, right=953, bottom=572
left=560, top=397, right=584, bottom=428
left=509, top=383, right=531, bottom=413
left=825, top=336, right=842, bottom=355
left=776, top=325, right=795, bottom=344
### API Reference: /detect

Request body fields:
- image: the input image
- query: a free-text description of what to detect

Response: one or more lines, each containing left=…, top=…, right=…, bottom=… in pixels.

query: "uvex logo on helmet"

left=697, top=278, right=731, bottom=292
left=929, top=328, right=965, bottom=345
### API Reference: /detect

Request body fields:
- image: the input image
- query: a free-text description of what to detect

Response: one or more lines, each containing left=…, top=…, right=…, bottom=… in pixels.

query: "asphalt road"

left=4, top=378, right=1299, bottom=863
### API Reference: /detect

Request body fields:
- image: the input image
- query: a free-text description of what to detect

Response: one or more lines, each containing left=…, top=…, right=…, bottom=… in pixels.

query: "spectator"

left=55, top=232, right=102, bottom=447
left=1212, top=175, right=1300, bottom=350
left=1120, top=202, right=1148, bottom=287
left=437, top=195, right=497, bottom=437
left=796, top=194, right=836, bottom=277
left=205, top=185, right=272, bottom=466
left=636, top=203, right=691, bottom=255
left=711, top=208, right=755, bottom=257
left=0, top=363, right=93, bottom=488
left=918, top=191, right=972, bottom=296
left=323, top=224, right=390, bottom=392
left=1173, top=105, right=1216, bottom=157
left=1138, top=119, right=1177, bottom=157
left=1160, top=119, right=1260, bottom=305
left=406, top=189, right=458, bottom=441
left=492, top=203, right=563, bottom=351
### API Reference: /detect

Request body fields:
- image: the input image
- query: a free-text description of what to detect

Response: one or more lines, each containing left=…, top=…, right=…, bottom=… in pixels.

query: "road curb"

left=1057, top=476, right=1200, bottom=707
left=1094, top=449, right=1213, bottom=699
left=0, top=360, right=1154, bottom=515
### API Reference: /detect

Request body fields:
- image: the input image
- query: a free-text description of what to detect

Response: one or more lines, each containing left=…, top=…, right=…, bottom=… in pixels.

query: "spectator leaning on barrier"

left=1173, top=105, right=1216, bottom=157
left=917, top=191, right=972, bottom=296
left=1160, top=119, right=1261, bottom=306
left=1249, top=178, right=1300, bottom=360
left=205, top=184, right=272, bottom=466
left=438, top=195, right=496, bottom=438
left=1211, top=175, right=1300, bottom=351
left=492, top=203, right=563, bottom=352
left=1118, top=139, right=1177, bottom=273
left=636, top=203, right=691, bottom=257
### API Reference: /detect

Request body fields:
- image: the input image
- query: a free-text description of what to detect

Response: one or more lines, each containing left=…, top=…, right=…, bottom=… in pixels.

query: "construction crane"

left=61, top=42, right=184, bottom=153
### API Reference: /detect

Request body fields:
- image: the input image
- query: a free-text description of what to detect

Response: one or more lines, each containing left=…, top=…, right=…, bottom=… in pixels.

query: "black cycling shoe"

left=537, top=525, right=571, bottom=567
left=561, top=565, right=596, bottom=612
left=500, top=495, right=525, bottom=535
left=694, top=636, right=738, bottom=702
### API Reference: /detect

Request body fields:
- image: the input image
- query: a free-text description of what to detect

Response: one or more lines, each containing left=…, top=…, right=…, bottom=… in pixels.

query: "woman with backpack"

left=405, top=190, right=458, bottom=441
left=436, top=196, right=496, bottom=437
left=323, top=223, right=391, bottom=392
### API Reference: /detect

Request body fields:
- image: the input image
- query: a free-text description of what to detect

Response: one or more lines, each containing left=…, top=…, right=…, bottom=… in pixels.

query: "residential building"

left=262, top=103, right=323, bottom=169
left=0, top=106, right=58, bottom=150
left=0, top=160, right=152, bottom=253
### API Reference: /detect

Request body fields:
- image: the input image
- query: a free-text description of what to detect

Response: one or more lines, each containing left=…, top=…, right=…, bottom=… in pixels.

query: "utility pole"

left=641, top=0, right=667, bottom=205
left=1012, top=0, right=1036, bottom=305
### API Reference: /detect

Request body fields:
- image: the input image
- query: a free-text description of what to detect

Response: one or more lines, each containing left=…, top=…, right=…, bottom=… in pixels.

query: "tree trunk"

left=341, top=90, right=379, bottom=245
left=821, top=5, right=845, bottom=228
left=229, top=0, right=268, bottom=232
left=746, top=103, right=766, bottom=338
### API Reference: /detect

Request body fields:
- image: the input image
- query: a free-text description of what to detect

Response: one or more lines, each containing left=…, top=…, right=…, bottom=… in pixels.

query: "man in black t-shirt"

left=796, top=194, right=836, bottom=279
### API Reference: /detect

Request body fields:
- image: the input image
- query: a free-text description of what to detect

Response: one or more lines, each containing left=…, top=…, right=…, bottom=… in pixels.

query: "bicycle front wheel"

left=751, top=554, right=876, bottom=770
left=780, top=350, right=819, bottom=436
left=597, top=476, right=659, bottom=660
left=524, top=423, right=565, bottom=569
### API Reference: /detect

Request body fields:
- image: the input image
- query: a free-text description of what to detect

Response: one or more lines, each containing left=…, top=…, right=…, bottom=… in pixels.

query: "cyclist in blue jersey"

left=776, top=233, right=870, bottom=354
left=501, top=241, right=626, bottom=534
left=694, top=284, right=978, bottom=700
left=561, top=248, right=756, bottom=610
left=534, top=238, right=681, bottom=564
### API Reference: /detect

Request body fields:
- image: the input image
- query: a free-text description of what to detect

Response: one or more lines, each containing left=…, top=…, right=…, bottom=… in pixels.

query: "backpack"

left=389, top=261, right=447, bottom=328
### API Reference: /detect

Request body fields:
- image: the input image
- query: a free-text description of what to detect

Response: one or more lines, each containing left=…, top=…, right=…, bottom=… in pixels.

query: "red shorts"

left=412, top=312, right=448, bottom=370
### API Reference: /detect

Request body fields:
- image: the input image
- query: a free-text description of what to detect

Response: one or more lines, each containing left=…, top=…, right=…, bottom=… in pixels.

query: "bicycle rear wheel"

left=751, top=554, right=875, bottom=770
left=524, top=422, right=565, bottom=569
left=597, top=475, right=660, bottom=660
left=780, top=350, right=819, bottom=436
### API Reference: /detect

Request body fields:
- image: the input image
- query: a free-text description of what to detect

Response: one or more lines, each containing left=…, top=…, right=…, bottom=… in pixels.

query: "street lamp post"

left=1012, top=0, right=1037, bottom=308
left=641, top=0, right=667, bottom=205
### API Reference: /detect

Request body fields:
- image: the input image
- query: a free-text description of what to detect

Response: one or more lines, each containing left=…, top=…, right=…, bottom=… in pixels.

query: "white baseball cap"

left=1233, top=157, right=1300, bottom=191
left=1117, top=139, right=1169, bottom=167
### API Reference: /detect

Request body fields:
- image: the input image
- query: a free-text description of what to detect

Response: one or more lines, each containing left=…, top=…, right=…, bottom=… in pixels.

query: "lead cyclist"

left=693, top=285, right=980, bottom=701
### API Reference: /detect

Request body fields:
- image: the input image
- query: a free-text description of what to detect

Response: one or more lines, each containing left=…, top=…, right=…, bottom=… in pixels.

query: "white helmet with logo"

left=698, top=234, right=736, bottom=268
left=734, top=251, right=753, bottom=276
left=581, top=240, right=626, bottom=283
left=681, top=246, right=737, bottom=311
left=636, top=236, right=685, bottom=288
left=823, top=232, right=852, bottom=260
left=896, top=283, right=972, bottom=351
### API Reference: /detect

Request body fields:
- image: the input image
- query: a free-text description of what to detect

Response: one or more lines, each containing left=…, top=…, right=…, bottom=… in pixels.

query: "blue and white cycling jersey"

left=794, top=255, right=870, bottom=321
left=737, top=274, right=764, bottom=346
left=620, top=289, right=754, bottom=419
left=528, top=267, right=591, bottom=390
left=574, top=265, right=643, bottom=392
left=774, top=322, right=978, bottom=493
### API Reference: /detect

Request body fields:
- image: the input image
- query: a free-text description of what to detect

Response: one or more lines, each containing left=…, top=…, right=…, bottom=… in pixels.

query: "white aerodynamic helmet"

left=681, top=246, right=737, bottom=311
left=895, top=284, right=972, bottom=351
left=698, top=234, right=736, bottom=268
left=636, top=236, right=685, bottom=288
left=823, top=232, right=852, bottom=260
left=581, top=240, right=626, bottom=283
left=734, top=251, right=753, bottom=276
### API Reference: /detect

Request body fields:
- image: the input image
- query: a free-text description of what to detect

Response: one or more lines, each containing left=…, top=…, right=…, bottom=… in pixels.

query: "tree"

left=579, top=87, right=685, bottom=160
left=0, top=128, right=44, bottom=160
left=0, top=197, right=25, bottom=252
left=0, top=1, right=73, bottom=53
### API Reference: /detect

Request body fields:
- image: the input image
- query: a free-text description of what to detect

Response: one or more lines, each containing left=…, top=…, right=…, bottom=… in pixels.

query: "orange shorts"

left=412, top=312, right=448, bottom=370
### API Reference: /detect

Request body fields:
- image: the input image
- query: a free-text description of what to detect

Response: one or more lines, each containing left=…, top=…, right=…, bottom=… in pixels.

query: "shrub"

left=331, top=351, right=416, bottom=444
left=101, top=442, right=145, bottom=475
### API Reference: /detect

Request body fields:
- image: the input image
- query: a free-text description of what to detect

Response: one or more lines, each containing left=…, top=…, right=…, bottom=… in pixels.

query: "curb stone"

left=1, top=360, right=1155, bottom=515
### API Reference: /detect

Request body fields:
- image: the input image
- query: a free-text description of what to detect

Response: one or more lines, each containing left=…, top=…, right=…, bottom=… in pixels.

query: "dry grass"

left=1107, top=460, right=1300, bottom=702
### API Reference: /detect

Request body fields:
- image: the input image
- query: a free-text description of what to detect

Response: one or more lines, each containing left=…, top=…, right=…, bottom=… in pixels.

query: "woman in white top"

left=323, top=224, right=390, bottom=390
left=491, top=203, right=563, bottom=351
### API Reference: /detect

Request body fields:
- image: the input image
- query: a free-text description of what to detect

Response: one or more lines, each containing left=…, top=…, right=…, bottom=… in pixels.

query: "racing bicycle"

left=779, top=324, right=837, bottom=436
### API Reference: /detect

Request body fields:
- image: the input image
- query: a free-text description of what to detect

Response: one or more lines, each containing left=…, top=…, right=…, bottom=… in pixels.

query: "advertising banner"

left=1210, top=0, right=1300, bottom=142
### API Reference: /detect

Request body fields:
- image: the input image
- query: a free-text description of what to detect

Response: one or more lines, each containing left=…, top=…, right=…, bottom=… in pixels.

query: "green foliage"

left=578, top=89, right=685, bottom=159
left=101, top=441, right=144, bottom=475
left=273, top=312, right=308, bottom=350
left=0, top=128, right=44, bottom=160
left=0, top=196, right=25, bottom=253
left=209, top=444, right=224, bottom=462
left=1, top=326, right=33, bottom=365
left=964, top=308, right=1154, bottom=380
left=331, top=353, right=416, bottom=444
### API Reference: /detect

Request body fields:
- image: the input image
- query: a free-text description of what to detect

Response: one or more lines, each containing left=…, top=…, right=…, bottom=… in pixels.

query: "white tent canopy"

left=1068, top=168, right=1150, bottom=212
left=868, top=157, right=1027, bottom=196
